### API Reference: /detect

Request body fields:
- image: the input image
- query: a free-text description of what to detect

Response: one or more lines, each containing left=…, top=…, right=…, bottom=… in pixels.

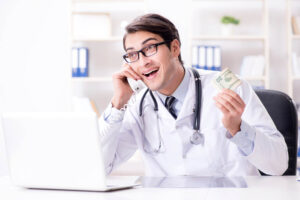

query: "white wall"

left=0, top=0, right=71, bottom=176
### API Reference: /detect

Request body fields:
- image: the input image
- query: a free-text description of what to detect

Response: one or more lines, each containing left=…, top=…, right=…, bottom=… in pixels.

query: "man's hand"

left=213, top=89, right=245, bottom=136
left=111, top=63, right=142, bottom=109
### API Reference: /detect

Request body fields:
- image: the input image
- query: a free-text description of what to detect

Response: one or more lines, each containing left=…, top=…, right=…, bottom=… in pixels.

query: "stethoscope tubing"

left=191, top=68, right=202, bottom=132
left=139, top=68, right=201, bottom=132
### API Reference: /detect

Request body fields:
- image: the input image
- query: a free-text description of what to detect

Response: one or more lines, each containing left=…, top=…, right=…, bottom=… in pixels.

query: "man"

left=99, top=13, right=288, bottom=176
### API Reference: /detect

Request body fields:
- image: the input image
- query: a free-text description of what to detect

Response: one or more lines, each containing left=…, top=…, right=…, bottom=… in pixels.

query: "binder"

left=193, top=45, right=222, bottom=71
left=199, top=46, right=206, bottom=70
left=213, top=46, right=221, bottom=71
left=206, top=46, right=213, bottom=70
left=72, top=48, right=79, bottom=77
left=79, top=48, right=89, bottom=77
left=192, top=46, right=199, bottom=69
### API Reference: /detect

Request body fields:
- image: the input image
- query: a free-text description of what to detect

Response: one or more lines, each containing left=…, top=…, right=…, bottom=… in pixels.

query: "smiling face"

left=124, top=31, right=184, bottom=96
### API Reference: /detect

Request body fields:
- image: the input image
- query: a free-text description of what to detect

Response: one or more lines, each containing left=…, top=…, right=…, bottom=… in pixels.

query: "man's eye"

left=128, top=52, right=136, bottom=58
left=148, top=44, right=156, bottom=50
left=145, top=45, right=155, bottom=52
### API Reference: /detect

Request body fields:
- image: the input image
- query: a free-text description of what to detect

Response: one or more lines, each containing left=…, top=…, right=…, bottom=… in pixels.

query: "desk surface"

left=0, top=176, right=300, bottom=200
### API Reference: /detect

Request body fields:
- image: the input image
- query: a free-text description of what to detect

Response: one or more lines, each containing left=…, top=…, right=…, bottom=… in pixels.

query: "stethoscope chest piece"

left=190, top=131, right=204, bottom=145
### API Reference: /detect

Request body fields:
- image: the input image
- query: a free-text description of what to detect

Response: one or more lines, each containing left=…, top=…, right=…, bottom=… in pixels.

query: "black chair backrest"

left=255, top=89, right=298, bottom=175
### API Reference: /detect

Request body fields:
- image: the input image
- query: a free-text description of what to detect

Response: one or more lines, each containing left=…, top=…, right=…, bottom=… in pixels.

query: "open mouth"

left=143, top=69, right=159, bottom=78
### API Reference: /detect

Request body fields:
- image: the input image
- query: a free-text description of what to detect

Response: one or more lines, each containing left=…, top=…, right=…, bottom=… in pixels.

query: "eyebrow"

left=125, top=37, right=158, bottom=52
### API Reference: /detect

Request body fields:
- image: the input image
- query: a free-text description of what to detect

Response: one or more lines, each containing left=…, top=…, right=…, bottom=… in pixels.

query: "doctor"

left=99, top=13, right=288, bottom=176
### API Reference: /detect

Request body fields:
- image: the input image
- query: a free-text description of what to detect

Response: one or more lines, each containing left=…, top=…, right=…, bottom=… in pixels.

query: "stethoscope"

left=139, top=68, right=204, bottom=154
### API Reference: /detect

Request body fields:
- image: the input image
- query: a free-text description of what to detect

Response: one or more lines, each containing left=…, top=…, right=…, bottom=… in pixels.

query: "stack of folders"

left=239, top=55, right=265, bottom=78
left=192, top=45, right=221, bottom=71
left=72, top=47, right=89, bottom=77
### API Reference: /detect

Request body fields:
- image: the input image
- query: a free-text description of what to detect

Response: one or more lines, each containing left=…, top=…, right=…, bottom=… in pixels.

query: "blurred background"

left=0, top=0, right=299, bottom=176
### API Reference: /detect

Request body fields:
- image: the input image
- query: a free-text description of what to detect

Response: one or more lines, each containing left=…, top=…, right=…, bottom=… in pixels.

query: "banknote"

left=212, top=68, right=242, bottom=91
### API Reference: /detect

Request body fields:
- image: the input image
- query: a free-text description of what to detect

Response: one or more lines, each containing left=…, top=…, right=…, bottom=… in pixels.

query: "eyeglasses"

left=123, top=41, right=170, bottom=63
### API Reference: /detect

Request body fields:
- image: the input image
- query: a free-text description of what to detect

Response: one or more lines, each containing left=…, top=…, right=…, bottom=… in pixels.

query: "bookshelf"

left=287, top=0, right=300, bottom=99
left=287, top=0, right=300, bottom=125
left=72, top=37, right=122, bottom=42
left=70, top=0, right=147, bottom=176
left=188, top=0, right=269, bottom=89
left=70, top=0, right=147, bottom=113
left=191, top=35, right=266, bottom=40
left=287, top=1, right=300, bottom=164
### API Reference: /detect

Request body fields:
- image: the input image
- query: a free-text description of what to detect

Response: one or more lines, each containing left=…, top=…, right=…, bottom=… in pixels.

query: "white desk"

left=0, top=176, right=300, bottom=200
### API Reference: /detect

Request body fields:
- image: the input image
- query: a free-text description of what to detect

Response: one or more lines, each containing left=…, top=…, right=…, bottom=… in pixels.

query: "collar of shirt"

left=156, top=67, right=191, bottom=114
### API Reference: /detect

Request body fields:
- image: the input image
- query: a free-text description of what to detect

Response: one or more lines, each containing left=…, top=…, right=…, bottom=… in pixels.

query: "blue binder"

left=78, top=47, right=89, bottom=77
left=72, top=48, right=79, bottom=77
left=213, top=46, right=221, bottom=71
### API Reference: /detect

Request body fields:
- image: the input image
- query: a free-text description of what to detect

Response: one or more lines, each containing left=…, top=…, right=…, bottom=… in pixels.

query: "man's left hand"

left=213, top=89, right=246, bottom=136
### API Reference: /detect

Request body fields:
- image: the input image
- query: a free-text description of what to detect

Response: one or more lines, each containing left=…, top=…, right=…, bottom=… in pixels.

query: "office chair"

left=255, top=89, right=298, bottom=175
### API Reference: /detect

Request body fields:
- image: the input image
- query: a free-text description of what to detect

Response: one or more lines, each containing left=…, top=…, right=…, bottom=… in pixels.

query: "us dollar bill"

left=212, top=68, right=242, bottom=91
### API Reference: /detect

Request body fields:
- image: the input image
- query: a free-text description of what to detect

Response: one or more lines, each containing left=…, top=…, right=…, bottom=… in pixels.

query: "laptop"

left=1, top=112, right=139, bottom=191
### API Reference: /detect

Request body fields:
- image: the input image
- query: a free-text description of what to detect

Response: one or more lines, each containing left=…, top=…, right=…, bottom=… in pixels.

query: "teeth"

left=144, top=69, right=157, bottom=76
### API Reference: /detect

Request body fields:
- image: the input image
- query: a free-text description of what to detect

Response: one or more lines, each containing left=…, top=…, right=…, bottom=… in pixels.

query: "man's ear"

left=170, top=39, right=180, bottom=57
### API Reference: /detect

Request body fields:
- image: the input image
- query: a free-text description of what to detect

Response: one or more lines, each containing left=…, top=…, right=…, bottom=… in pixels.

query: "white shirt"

left=99, top=68, right=288, bottom=176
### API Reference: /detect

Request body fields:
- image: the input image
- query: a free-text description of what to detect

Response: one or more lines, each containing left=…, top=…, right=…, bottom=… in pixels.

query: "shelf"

left=72, top=1, right=146, bottom=12
left=72, top=36, right=122, bottom=42
left=72, top=0, right=143, bottom=1
left=191, top=35, right=266, bottom=41
left=242, top=76, right=266, bottom=81
left=71, top=77, right=112, bottom=82
left=192, top=0, right=264, bottom=2
left=191, top=0, right=265, bottom=10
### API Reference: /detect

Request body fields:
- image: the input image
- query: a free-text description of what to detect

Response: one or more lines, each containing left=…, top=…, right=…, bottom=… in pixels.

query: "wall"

left=0, top=0, right=71, bottom=176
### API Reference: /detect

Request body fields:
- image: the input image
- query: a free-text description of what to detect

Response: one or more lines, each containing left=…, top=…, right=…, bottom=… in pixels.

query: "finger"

left=215, top=95, right=236, bottom=113
left=123, top=70, right=140, bottom=81
left=214, top=98, right=230, bottom=114
left=123, top=65, right=142, bottom=80
left=222, top=89, right=245, bottom=107
left=219, top=92, right=244, bottom=111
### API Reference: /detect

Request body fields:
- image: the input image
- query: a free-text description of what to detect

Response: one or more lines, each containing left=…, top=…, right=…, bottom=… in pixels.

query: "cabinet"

left=287, top=0, right=300, bottom=102
left=70, top=0, right=147, bottom=113
left=188, top=0, right=269, bottom=89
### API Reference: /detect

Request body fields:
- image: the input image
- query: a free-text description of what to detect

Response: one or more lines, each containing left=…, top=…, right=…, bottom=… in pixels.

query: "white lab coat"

left=99, top=69, right=288, bottom=176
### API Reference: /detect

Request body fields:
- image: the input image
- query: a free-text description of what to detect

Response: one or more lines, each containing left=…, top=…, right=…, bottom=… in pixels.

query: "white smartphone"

left=127, top=78, right=146, bottom=93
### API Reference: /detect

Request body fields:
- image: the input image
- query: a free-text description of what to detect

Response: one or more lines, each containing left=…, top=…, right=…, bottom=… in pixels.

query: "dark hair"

left=123, top=13, right=184, bottom=66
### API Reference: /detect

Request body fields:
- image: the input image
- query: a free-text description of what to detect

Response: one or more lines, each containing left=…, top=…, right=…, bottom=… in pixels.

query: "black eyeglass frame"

left=123, top=41, right=170, bottom=63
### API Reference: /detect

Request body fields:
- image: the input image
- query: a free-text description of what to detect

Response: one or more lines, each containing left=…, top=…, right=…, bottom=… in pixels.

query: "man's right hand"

left=111, top=63, right=142, bottom=110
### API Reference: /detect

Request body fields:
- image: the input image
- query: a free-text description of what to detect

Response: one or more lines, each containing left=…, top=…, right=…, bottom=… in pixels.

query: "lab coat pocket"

left=187, top=127, right=228, bottom=175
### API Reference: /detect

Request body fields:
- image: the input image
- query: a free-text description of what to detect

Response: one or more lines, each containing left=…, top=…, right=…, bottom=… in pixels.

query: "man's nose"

left=137, top=52, right=151, bottom=67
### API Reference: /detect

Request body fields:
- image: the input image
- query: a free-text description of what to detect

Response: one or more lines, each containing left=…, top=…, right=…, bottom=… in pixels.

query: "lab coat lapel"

left=176, top=70, right=197, bottom=121
left=152, top=92, right=177, bottom=121
left=143, top=68, right=198, bottom=121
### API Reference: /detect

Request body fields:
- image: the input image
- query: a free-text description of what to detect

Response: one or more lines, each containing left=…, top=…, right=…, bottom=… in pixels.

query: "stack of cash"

left=212, top=68, right=242, bottom=91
